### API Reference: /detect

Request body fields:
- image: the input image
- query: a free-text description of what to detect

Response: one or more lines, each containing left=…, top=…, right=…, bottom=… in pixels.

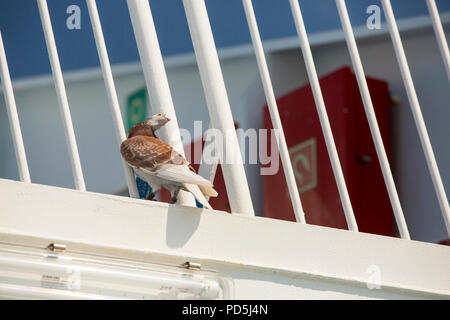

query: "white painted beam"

left=0, top=179, right=449, bottom=298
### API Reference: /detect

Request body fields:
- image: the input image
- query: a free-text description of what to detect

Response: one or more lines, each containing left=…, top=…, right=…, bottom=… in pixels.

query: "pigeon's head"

left=146, top=113, right=171, bottom=130
left=128, top=114, right=171, bottom=138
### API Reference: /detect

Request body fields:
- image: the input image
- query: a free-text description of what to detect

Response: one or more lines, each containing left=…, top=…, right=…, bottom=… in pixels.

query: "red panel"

left=263, top=66, right=394, bottom=236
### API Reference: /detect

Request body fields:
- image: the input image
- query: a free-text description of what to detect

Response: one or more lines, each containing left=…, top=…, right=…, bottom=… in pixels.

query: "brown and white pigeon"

left=120, top=114, right=218, bottom=209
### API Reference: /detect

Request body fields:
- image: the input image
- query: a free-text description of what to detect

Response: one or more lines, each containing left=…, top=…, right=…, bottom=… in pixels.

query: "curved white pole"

left=242, top=0, right=306, bottom=223
left=289, top=0, right=358, bottom=231
left=381, top=0, right=450, bottom=237
left=0, top=31, right=31, bottom=183
left=37, top=0, right=86, bottom=191
left=182, top=0, right=255, bottom=215
left=86, top=0, right=139, bottom=198
left=335, top=0, right=410, bottom=239
left=127, top=0, right=195, bottom=206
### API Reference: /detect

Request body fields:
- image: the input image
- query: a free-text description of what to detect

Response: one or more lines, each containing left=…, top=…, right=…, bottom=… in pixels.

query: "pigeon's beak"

left=161, top=115, right=170, bottom=125
left=149, top=114, right=171, bottom=131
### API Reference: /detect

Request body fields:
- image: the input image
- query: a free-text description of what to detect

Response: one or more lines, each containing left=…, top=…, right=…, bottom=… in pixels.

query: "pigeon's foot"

left=146, top=192, right=156, bottom=201
left=169, top=187, right=180, bottom=204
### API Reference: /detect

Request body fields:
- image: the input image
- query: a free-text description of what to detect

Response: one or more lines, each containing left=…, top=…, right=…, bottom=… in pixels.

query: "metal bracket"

left=46, top=243, right=66, bottom=253
left=183, top=261, right=201, bottom=270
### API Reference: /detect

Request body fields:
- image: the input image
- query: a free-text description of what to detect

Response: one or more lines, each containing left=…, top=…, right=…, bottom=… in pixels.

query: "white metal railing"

left=126, top=0, right=194, bottom=205
left=0, top=0, right=449, bottom=239
left=335, top=0, right=409, bottom=239
left=381, top=0, right=450, bottom=237
left=243, top=0, right=306, bottom=223
left=182, top=0, right=255, bottom=215
left=427, top=0, right=450, bottom=85
left=37, top=0, right=85, bottom=191
left=289, top=0, right=358, bottom=231
left=0, top=32, right=30, bottom=183
left=87, top=0, right=139, bottom=198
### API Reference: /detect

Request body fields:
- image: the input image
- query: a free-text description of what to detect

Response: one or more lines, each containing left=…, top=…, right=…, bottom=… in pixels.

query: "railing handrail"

left=0, top=0, right=448, bottom=240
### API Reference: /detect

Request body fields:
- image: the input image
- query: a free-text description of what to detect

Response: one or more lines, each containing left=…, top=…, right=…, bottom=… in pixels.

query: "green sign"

left=126, top=88, right=150, bottom=199
left=127, top=88, right=147, bottom=130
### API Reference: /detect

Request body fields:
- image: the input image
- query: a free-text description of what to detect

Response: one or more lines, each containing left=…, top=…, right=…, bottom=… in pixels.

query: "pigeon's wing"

left=121, top=136, right=213, bottom=187
left=121, top=136, right=188, bottom=170
left=155, top=165, right=213, bottom=187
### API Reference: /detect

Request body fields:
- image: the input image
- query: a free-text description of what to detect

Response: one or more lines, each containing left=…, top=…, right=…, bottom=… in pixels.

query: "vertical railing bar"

left=198, top=126, right=218, bottom=202
left=0, top=31, right=31, bottom=183
left=182, top=0, right=255, bottom=215
left=198, top=123, right=219, bottom=186
left=37, top=0, right=86, bottom=191
left=86, top=0, right=139, bottom=198
left=381, top=0, right=450, bottom=236
left=426, top=0, right=450, bottom=85
left=126, top=0, right=195, bottom=206
left=336, top=0, right=410, bottom=239
left=242, top=0, right=306, bottom=223
left=289, top=0, right=358, bottom=231
left=198, top=157, right=218, bottom=201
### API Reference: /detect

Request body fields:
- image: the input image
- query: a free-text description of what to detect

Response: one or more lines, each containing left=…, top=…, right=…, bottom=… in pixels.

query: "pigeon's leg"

left=170, top=187, right=181, bottom=204
left=146, top=184, right=161, bottom=201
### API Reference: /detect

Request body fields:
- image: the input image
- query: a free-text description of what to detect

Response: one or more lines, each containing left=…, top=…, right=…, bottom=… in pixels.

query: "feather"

left=121, top=136, right=189, bottom=171
left=198, top=184, right=218, bottom=197
left=183, top=183, right=213, bottom=209
left=120, top=120, right=219, bottom=208
left=151, top=165, right=213, bottom=187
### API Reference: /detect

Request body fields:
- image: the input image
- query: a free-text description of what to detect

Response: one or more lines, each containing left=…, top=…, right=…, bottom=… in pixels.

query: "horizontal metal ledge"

left=3, top=11, right=450, bottom=93
left=0, top=178, right=449, bottom=298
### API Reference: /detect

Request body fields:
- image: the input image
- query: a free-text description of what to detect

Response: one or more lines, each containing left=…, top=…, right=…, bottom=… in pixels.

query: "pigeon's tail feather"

left=183, top=183, right=213, bottom=210
left=154, top=165, right=214, bottom=187
left=198, top=184, right=218, bottom=197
